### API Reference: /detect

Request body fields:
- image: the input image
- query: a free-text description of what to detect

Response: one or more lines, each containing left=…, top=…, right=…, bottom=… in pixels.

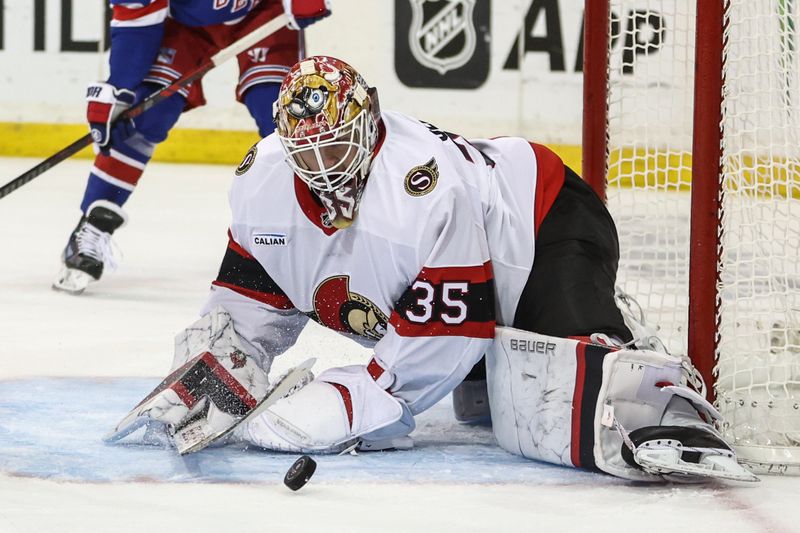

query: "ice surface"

left=0, top=377, right=600, bottom=485
left=0, top=157, right=799, bottom=533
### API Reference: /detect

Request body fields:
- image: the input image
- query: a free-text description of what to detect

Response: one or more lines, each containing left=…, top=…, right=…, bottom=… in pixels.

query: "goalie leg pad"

left=487, top=327, right=619, bottom=469
left=487, top=327, right=719, bottom=481
left=240, top=365, right=409, bottom=453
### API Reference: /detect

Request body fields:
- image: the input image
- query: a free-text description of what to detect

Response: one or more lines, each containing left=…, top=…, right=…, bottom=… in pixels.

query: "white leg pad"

left=487, top=329, right=579, bottom=466
left=240, top=365, right=407, bottom=453
left=487, top=326, right=709, bottom=481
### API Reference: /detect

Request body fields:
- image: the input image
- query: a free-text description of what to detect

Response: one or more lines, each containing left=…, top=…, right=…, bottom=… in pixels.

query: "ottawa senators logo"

left=404, top=157, right=439, bottom=196
left=308, top=275, right=388, bottom=341
left=235, top=144, right=258, bottom=176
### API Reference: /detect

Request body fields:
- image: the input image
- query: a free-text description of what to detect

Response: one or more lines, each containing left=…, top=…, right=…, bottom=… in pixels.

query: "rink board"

left=0, top=377, right=610, bottom=486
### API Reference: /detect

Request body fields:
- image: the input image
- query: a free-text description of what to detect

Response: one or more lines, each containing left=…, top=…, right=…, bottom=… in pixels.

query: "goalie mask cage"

left=583, top=0, right=800, bottom=473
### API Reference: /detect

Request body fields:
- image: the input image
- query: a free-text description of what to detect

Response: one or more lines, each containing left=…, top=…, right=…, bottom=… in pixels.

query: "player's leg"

left=234, top=7, right=300, bottom=137
left=453, top=166, right=631, bottom=421
left=53, top=85, right=186, bottom=293
left=54, top=20, right=209, bottom=293
left=512, top=165, right=632, bottom=340
left=243, top=84, right=281, bottom=137
left=78, top=84, right=185, bottom=211
left=486, top=328, right=757, bottom=482
left=481, top=169, right=755, bottom=480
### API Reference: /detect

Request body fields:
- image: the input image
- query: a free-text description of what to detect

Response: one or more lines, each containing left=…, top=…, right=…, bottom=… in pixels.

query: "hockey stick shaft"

left=0, top=13, right=288, bottom=201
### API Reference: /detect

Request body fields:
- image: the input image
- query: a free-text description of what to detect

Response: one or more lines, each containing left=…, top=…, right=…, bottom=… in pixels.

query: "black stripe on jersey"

left=394, top=280, right=496, bottom=325
left=390, top=264, right=496, bottom=338
left=213, top=239, right=293, bottom=309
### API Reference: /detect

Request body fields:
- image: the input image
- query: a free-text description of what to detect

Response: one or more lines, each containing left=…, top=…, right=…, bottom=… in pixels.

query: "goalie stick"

left=0, top=13, right=289, bottom=201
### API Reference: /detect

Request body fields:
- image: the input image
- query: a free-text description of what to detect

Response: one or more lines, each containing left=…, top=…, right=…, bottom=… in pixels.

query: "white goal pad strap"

left=240, top=364, right=408, bottom=453
left=487, top=327, right=711, bottom=481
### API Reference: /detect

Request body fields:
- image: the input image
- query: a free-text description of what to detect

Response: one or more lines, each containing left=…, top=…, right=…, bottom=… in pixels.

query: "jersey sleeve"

left=373, top=185, right=496, bottom=415
left=107, top=0, right=168, bottom=89
left=200, top=230, right=308, bottom=367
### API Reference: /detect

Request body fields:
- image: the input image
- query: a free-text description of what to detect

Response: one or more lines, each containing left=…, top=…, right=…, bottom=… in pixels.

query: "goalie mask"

left=275, top=56, right=381, bottom=229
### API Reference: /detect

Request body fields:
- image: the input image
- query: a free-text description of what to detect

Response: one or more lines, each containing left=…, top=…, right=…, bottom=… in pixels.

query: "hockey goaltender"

left=106, top=55, right=757, bottom=483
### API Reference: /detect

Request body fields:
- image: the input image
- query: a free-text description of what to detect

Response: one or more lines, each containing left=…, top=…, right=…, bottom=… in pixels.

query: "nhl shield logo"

left=409, top=0, right=476, bottom=75
left=395, top=0, right=490, bottom=89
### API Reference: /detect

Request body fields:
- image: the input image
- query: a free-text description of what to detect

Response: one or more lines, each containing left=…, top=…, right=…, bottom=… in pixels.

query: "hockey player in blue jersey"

left=53, top=0, right=331, bottom=294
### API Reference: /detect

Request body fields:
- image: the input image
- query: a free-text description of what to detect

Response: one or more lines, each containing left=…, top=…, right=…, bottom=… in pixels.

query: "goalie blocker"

left=487, top=327, right=758, bottom=482
left=105, top=308, right=273, bottom=448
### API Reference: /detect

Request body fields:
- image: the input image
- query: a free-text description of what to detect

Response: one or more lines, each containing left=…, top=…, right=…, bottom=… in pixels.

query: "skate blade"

left=52, top=267, right=94, bottom=294
left=357, top=436, right=414, bottom=452
left=635, top=448, right=760, bottom=483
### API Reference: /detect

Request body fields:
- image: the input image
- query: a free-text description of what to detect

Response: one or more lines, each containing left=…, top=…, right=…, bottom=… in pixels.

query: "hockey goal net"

left=583, top=0, right=800, bottom=473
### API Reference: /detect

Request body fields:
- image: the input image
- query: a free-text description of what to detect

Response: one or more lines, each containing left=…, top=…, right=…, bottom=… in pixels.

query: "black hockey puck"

left=284, top=455, right=317, bottom=491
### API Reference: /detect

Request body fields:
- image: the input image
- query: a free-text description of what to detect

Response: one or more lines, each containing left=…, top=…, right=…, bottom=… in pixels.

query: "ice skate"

left=53, top=200, right=127, bottom=294
left=453, top=357, right=491, bottom=423
left=621, top=425, right=759, bottom=482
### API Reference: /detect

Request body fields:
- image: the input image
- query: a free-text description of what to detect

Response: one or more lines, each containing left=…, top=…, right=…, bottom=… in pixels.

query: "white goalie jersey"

left=203, top=109, right=565, bottom=419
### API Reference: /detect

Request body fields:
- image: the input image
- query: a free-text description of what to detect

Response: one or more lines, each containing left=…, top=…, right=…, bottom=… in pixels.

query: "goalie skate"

left=621, top=426, right=759, bottom=483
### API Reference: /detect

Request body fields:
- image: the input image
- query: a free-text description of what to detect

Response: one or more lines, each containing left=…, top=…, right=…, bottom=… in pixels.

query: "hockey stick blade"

left=0, top=13, right=288, bottom=201
left=174, top=357, right=315, bottom=455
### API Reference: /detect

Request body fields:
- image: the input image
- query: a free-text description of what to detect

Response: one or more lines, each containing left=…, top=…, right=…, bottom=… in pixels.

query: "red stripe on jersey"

left=372, top=120, right=387, bottom=159
left=226, top=230, right=254, bottom=259
left=570, top=342, right=587, bottom=468
left=112, top=0, right=167, bottom=22
left=327, top=382, right=354, bottom=428
left=389, top=313, right=495, bottom=339
left=95, top=153, right=145, bottom=185
left=212, top=280, right=294, bottom=310
left=530, top=143, right=566, bottom=236
left=200, top=352, right=258, bottom=409
left=417, top=262, right=493, bottom=284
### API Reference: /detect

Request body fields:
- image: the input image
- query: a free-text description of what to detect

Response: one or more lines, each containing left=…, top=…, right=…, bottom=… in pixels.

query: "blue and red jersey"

left=107, top=0, right=275, bottom=89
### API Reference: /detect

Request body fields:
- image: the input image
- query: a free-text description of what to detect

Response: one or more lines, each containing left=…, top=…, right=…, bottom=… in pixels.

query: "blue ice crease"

left=0, top=377, right=609, bottom=485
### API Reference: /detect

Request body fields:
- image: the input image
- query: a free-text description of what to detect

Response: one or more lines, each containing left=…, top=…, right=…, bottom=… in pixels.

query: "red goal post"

left=582, top=0, right=800, bottom=473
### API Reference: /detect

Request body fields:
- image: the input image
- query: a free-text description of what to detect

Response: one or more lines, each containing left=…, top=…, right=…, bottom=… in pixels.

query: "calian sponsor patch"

left=253, top=233, right=287, bottom=247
